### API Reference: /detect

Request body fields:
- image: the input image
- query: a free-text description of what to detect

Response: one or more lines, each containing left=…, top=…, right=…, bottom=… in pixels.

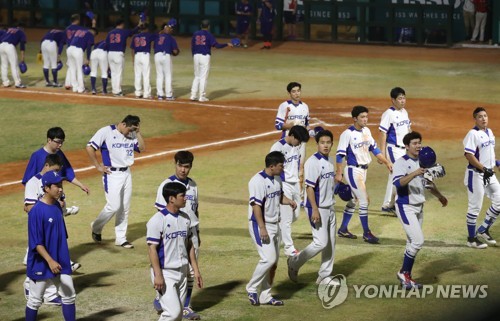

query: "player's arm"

left=69, top=177, right=90, bottom=194
left=335, top=155, right=345, bottom=183
left=24, top=203, right=34, bottom=213
left=379, top=131, right=388, bottom=160
left=465, top=153, right=487, bottom=172
left=147, top=243, right=166, bottom=294
left=86, top=145, right=111, bottom=174
left=306, top=185, right=321, bottom=224
left=395, top=167, right=425, bottom=187
left=427, top=182, right=448, bottom=207
left=251, top=203, right=269, bottom=244
left=188, top=238, right=203, bottom=289
left=373, top=147, right=393, bottom=172
left=36, top=244, right=61, bottom=274
left=280, top=193, right=297, bottom=210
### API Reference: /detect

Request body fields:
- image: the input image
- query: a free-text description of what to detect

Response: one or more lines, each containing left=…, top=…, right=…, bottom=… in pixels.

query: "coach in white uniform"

left=87, top=115, right=145, bottom=249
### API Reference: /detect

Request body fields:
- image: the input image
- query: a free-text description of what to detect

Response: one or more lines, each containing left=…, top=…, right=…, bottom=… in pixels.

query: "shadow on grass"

left=335, top=252, right=374, bottom=277
left=12, top=311, right=50, bottom=321
left=78, top=307, right=128, bottom=321
left=73, top=271, right=116, bottom=294
left=192, top=280, right=244, bottom=311
left=0, top=268, right=26, bottom=294
left=418, top=258, right=478, bottom=284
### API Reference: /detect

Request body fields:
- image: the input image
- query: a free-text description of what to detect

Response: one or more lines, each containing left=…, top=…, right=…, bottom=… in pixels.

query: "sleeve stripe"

left=146, top=237, right=160, bottom=244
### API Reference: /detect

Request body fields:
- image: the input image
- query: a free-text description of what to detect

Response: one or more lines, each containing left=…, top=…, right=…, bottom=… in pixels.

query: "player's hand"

left=259, top=227, right=270, bottom=244
left=97, top=165, right=111, bottom=174
left=81, top=185, right=90, bottom=194
left=438, top=195, right=448, bottom=207
left=153, top=275, right=166, bottom=294
left=311, top=209, right=321, bottom=225
left=377, top=159, right=384, bottom=164
left=48, top=259, right=62, bottom=274
left=195, top=273, right=203, bottom=289
left=289, top=200, right=297, bottom=210
left=334, top=173, right=343, bottom=184
left=385, top=162, right=393, bottom=172
left=413, top=167, right=426, bottom=177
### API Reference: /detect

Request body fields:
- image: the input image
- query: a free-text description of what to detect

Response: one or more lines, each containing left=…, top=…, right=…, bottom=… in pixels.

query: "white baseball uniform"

left=0, top=42, right=22, bottom=87
left=88, top=125, right=140, bottom=245
left=289, top=152, right=336, bottom=279
left=147, top=208, right=192, bottom=321
left=90, top=48, right=108, bottom=79
left=379, top=106, right=411, bottom=208
left=41, top=40, right=58, bottom=70
left=246, top=170, right=282, bottom=304
left=275, top=100, right=310, bottom=164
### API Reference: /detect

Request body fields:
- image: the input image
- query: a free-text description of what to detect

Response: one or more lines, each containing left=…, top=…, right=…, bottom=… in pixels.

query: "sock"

left=359, top=206, right=369, bottom=232
left=102, top=78, right=108, bottom=93
left=43, top=68, right=49, bottom=83
left=25, top=307, right=38, bottom=321
left=184, top=286, right=193, bottom=308
left=340, top=212, right=353, bottom=231
left=52, top=70, right=58, bottom=83
left=62, top=303, right=76, bottom=321
left=401, top=251, right=415, bottom=274
left=467, top=223, right=477, bottom=238
left=91, top=76, right=96, bottom=91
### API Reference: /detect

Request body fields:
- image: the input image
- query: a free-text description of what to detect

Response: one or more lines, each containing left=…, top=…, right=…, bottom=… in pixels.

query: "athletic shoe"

left=71, top=262, right=81, bottom=272
left=265, top=297, right=284, bottom=306
left=247, top=292, right=259, bottom=306
left=45, top=296, right=62, bottom=306
left=477, top=229, right=497, bottom=246
left=260, top=46, right=271, bottom=50
left=182, top=306, right=201, bottom=320
left=284, top=248, right=299, bottom=257
left=45, top=82, right=52, bottom=87
left=119, top=241, right=134, bottom=249
left=91, top=89, right=97, bottom=95
left=381, top=206, right=396, bottom=216
left=190, top=96, right=197, bottom=101
left=114, top=92, right=124, bottom=97
left=243, top=44, right=248, bottom=48
left=198, top=97, right=209, bottom=102
left=135, top=95, right=143, bottom=99
left=64, top=85, right=72, bottom=90
left=166, top=96, right=175, bottom=101
left=363, top=231, right=380, bottom=244
left=467, top=236, right=488, bottom=249
left=158, top=96, right=165, bottom=101
left=396, top=271, right=422, bottom=290
left=316, top=276, right=341, bottom=286
left=52, top=82, right=62, bottom=87
left=91, top=222, right=102, bottom=243
left=153, top=298, right=162, bottom=314
left=15, top=84, right=27, bottom=88
left=64, top=206, right=79, bottom=216
left=287, top=256, right=299, bottom=282
left=337, top=228, right=357, bottom=239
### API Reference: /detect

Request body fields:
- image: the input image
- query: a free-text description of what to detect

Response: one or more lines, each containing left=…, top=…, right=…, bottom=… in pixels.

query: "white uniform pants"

left=186, top=226, right=200, bottom=289
left=382, top=144, right=406, bottom=208
left=155, top=52, right=173, bottom=98
left=0, top=42, right=22, bottom=87
left=92, top=170, right=132, bottom=245
left=41, top=40, right=57, bottom=69
left=26, top=274, right=76, bottom=310
left=190, top=53, right=210, bottom=99
left=345, top=166, right=369, bottom=210
left=471, top=11, right=487, bottom=42
left=151, top=266, right=188, bottom=321
left=246, top=221, right=279, bottom=304
left=289, top=206, right=336, bottom=279
left=133, top=52, right=151, bottom=98
left=464, top=169, right=500, bottom=226
left=90, top=48, right=108, bottom=78
left=279, top=182, right=301, bottom=254
left=24, top=276, right=58, bottom=302
left=66, top=46, right=85, bottom=93
left=108, top=51, right=124, bottom=94
left=395, top=203, right=424, bottom=258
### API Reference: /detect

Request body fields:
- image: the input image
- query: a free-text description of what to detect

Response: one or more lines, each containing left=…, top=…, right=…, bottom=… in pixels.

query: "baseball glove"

left=483, top=167, right=494, bottom=185
left=424, top=164, right=446, bottom=182
left=37, top=52, right=42, bottom=64
left=231, top=38, right=241, bottom=47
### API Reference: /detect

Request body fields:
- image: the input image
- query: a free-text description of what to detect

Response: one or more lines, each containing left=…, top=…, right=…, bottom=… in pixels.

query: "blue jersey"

left=27, top=201, right=71, bottom=281
left=65, top=24, right=84, bottom=45
left=154, top=33, right=178, bottom=54
left=236, top=2, right=253, bottom=25
left=0, top=29, right=6, bottom=41
left=22, top=148, right=76, bottom=185
left=259, top=0, right=276, bottom=21
left=41, top=29, right=66, bottom=55
left=0, top=27, right=26, bottom=50
left=130, top=32, right=154, bottom=53
left=191, top=30, right=227, bottom=55
left=69, top=28, right=94, bottom=59
left=106, top=27, right=138, bottom=53
left=94, top=40, right=107, bottom=51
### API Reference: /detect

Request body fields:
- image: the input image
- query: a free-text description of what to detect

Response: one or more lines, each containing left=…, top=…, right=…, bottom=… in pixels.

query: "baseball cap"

left=41, top=170, right=65, bottom=186
left=167, top=18, right=177, bottom=28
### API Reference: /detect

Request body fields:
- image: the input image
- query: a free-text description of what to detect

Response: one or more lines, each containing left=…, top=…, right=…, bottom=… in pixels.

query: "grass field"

left=0, top=35, right=499, bottom=321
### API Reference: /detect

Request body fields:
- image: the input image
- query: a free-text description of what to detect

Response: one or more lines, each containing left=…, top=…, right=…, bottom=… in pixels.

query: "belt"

left=110, top=167, right=128, bottom=172
left=390, top=143, right=405, bottom=149
left=351, top=164, right=369, bottom=169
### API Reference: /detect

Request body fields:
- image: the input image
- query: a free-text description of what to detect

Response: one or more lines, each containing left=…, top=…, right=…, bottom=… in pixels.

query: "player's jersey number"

left=133, top=36, right=147, bottom=47
left=110, top=33, right=122, bottom=44
left=195, top=35, right=206, bottom=46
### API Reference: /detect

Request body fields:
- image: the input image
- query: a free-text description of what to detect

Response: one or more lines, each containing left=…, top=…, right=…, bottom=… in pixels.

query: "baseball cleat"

left=190, top=96, right=197, bottom=101
left=287, top=256, right=299, bottom=282
left=135, top=95, right=143, bottom=99
left=113, top=92, right=124, bottom=97
left=52, top=82, right=62, bottom=87
left=15, top=84, right=27, bottom=88
left=64, top=85, right=72, bottom=90
left=157, top=96, right=165, bottom=100
left=91, top=222, right=102, bottom=243
left=182, top=306, right=201, bottom=320
left=467, top=236, right=488, bottom=249
left=91, top=89, right=97, bottom=95
left=119, top=241, right=134, bottom=249
left=363, top=230, right=380, bottom=244
left=71, top=262, right=82, bottom=272
left=337, top=228, right=357, bottom=239
left=166, top=96, right=176, bottom=101
left=198, top=97, right=209, bottom=102
left=265, top=297, right=284, bottom=306
left=45, top=82, right=52, bottom=87
left=316, top=276, right=341, bottom=286
left=381, top=206, right=397, bottom=216
left=247, top=292, right=259, bottom=306
left=153, top=298, right=162, bottom=314
left=44, top=296, right=62, bottom=306
left=477, top=229, right=496, bottom=246
left=397, top=271, right=422, bottom=290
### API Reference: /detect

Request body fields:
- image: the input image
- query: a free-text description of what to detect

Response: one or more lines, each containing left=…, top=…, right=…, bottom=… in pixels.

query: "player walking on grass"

left=154, top=20, right=179, bottom=101
left=87, top=115, right=145, bottom=249
left=335, top=106, right=392, bottom=244
left=246, top=151, right=296, bottom=306
left=40, top=29, right=66, bottom=87
left=147, top=182, right=203, bottom=321
left=270, top=125, right=309, bottom=257
left=463, top=107, right=500, bottom=249
left=25, top=171, right=77, bottom=321
left=154, top=151, right=201, bottom=320
left=0, top=23, right=27, bottom=88
left=287, top=129, right=338, bottom=286
left=393, top=132, right=447, bottom=289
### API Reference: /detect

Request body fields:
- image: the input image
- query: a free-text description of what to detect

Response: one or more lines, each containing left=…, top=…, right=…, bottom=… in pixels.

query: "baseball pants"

left=133, top=52, right=151, bottom=98
left=246, top=221, right=279, bottom=304
left=395, top=203, right=424, bottom=260
left=289, top=206, right=336, bottom=279
left=108, top=51, right=125, bottom=94
left=63, top=47, right=74, bottom=89
left=190, top=53, right=210, bottom=100
left=90, top=48, right=108, bottom=78
left=279, top=182, right=301, bottom=255
left=92, top=169, right=132, bottom=245
left=26, top=274, right=76, bottom=310
left=471, top=11, right=487, bottom=42
left=66, top=46, right=85, bottom=93
left=151, top=265, right=188, bottom=321
left=24, top=276, right=58, bottom=302
left=344, top=166, right=369, bottom=219
left=41, top=40, right=57, bottom=70
left=154, top=52, right=173, bottom=98
left=382, top=144, right=406, bottom=208
left=185, top=226, right=199, bottom=302
left=0, top=42, right=22, bottom=87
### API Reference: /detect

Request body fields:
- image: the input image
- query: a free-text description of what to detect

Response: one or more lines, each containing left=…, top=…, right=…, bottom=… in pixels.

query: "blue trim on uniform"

left=250, top=196, right=263, bottom=206
left=252, top=220, right=262, bottom=246
left=103, top=173, right=109, bottom=193
left=336, top=154, right=344, bottom=164
left=393, top=175, right=403, bottom=188
left=305, top=179, right=316, bottom=187
left=397, top=203, right=409, bottom=225
left=347, top=167, right=357, bottom=189
left=372, top=147, right=381, bottom=156
left=146, top=237, right=160, bottom=243
left=258, top=170, right=274, bottom=182
left=160, top=208, right=179, bottom=217
left=467, top=170, right=473, bottom=193
left=388, top=146, right=396, bottom=163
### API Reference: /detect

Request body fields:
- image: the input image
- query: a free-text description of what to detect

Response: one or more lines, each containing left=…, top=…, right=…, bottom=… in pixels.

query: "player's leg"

left=464, top=169, right=487, bottom=248
left=92, top=173, right=124, bottom=238
left=154, top=53, right=164, bottom=98
left=143, top=53, right=151, bottom=98
left=24, top=277, right=59, bottom=303
left=66, top=47, right=78, bottom=91
left=53, top=274, right=77, bottom=320
left=74, top=48, right=85, bottom=93
left=318, top=207, right=336, bottom=280
left=258, top=223, right=281, bottom=305
left=26, top=278, right=48, bottom=321
left=382, top=146, right=401, bottom=212
left=0, top=43, right=10, bottom=86
left=48, top=43, right=58, bottom=85
left=41, top=40, right=51, bottom=84
left=477, top=175, right=500, bottom=244
left=197, top=55, right=210, bottom=101
left=165, top=55, right=174, bottom=99
left=348, top=168, right=375, bottom=242
left=190, top=55, right=200, bottom=100
left=99, top=52, right=109, bottom=94
left=90, top=50, right=99, bottom=93
left=183, top=227, right=200, bottom=319
left=156, top=267, right=185, bottom=321
left=115, top=171, right=132, bottom=246
left=133, top=54, right=143, bottom=97
left=116, top=52, right=125, bottom=93
left=279, top=183, right=298, bottom=256
left=7, top=44, right=22, bottom=86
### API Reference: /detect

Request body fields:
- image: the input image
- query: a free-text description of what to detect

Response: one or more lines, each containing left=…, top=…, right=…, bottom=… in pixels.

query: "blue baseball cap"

left=41, top=170, right=65, bottom=186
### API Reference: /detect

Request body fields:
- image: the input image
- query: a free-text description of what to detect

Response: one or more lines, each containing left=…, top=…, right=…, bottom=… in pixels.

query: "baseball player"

left=130, top=23, right=154, bottom=99
left=90, top=40, right=109, bottom=95
left=153, top=151, right=201, bottom=320
left=236, top=0, right=253, bottom=48
left=147, top=182, right=203, bottom=321
left=463, top=107, right=500, bottom=248
left=66, top=27, right=96, bottom=93
left=393, top=132, right=447, bottom=289
left=0, top=23, right=27, bottom=88
left=190, top=19, right=233, bottom=102
left=335, top=106, right=392, bottom=243
left=287, top=129, right=338, bottom=286
left=106, top=19, right=142, bottom=96
left=154, top=20, right=179, bottom=101
left=246, top=151, right=296, bottom=306
left=379, top=87, right=412, bottom=215
left=25, top=171, right=77, bottom=321
left=258, top=0, right=276, bottom=49
left=269, top=125, right=309, bottom=257
left=283, top=0, right=297, bottom=40
left=40, top=29, right=66, bottom=87
left=87, top=115, right=145, bottom=248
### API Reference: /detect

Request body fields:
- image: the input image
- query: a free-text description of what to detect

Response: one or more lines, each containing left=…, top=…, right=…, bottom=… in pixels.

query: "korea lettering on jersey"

left=87, top=125, right=140, bottom=167
left=337, top=126, right=380, bottom=166
left=304, top=152, right=336, bottom=208
left=24, top=173, right=44, bottom=206
left=379, top=107, right=411, bottom=146
left=248, top=171, right=283, bottom=224
left=275, top=100, right=310, bottom=137
left=393, top=155, right=426, bottom=206
left=154, top=176, right=199, bottom=227
left=463, top=126, right=496, bottom=169
left=270, top=139, right=300, bottom=183
left=146, top=209, right=192, bottom=269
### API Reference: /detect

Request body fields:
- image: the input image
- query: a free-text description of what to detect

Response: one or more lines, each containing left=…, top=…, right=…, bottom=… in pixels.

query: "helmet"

left=334, top=182, right=353, bottom=202
left=56, top=60, right=63, bottom=71
left=82, top=64, right=90, bottom=76
left=419, top=146, right=437, bottom=168
left=19, top=61, right=27, bottom=74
